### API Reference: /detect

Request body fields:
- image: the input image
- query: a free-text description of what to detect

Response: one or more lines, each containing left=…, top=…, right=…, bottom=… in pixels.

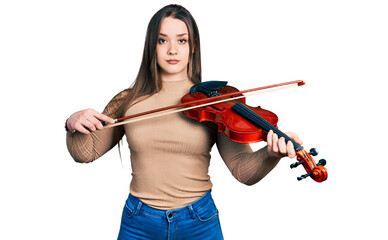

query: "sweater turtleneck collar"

left=160, top=79, right=193, bottom=96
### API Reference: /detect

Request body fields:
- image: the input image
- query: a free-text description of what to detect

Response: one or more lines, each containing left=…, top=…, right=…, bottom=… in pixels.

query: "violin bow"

left=103, top=80, right=305, bottom=129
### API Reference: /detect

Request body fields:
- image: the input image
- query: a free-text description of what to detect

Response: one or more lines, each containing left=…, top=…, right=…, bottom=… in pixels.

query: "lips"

left=167, top=59, right=180, bottom=64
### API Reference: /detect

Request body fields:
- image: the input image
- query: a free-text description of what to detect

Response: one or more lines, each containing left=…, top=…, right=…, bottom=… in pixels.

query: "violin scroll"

left=290, top=148, right=328, bottom=182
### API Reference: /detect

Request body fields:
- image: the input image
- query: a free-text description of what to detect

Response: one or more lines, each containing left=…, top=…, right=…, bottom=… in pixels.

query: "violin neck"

left=231, top=103, right=304, bottom=152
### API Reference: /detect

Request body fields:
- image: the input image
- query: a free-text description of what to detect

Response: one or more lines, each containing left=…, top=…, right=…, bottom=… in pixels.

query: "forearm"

left=231, top=146, right=281, bottom=185
left=217, top=133, right=281, bottom=185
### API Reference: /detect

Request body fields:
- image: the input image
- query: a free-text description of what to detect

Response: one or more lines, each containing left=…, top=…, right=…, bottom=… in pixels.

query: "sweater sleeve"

left=66, top=90, right=128, bottom=163
left=216, top=132, right=281, bottom=185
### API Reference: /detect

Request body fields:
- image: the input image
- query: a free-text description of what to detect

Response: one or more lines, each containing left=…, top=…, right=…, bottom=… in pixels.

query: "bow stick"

left=103, top=80, right=305, bottom=129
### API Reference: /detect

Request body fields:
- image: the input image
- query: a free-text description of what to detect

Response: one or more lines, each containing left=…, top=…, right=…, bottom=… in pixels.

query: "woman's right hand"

left=66, top=109, right=115, bottom=134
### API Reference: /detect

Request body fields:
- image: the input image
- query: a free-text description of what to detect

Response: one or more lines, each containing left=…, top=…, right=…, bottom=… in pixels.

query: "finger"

left=81, top=109, right=112, bottom=129
left=89, top=117, right=104, bottom=130
left=286, top=131, right=303, bottom=145
left=272, top=133, right=279, bottom=154
left=74, top=122, right=91, bottom=135
left=287, top=141, right=296, bottom=158
left=80, top=119, right=97, bottom=132
left=94, top=112, right=115, bottom=124
left=96, top=121, right=104, bottom=130
left=267, top=130, right=273, bottom=149
left=278, top=137, right=287, bottom=155
left=294, top=135, right=303, bottom=145
left=86, top=119, right=98, bottom=132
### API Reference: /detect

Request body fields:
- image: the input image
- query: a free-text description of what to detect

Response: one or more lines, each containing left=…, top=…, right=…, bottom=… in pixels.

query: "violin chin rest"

left=190, top=81, right=228, bottom=93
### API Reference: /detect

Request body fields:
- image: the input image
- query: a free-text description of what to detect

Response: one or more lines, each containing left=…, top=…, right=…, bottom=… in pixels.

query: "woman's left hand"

left=266, top=130, right=303, bottom=158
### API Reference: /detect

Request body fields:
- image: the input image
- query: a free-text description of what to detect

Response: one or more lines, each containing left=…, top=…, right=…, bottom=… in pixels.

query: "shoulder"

left=108, top=89, right=132, bottom=108
left=103, top=89, right=131, bottom=117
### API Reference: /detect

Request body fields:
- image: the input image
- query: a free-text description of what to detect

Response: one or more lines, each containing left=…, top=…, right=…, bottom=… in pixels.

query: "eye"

left=158, top=38, right=167, bottom=44
left=178, top=39, right=187, bottom=44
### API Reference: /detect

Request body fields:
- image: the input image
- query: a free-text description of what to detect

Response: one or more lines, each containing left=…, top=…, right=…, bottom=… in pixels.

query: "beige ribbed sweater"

left=66, top=79, right=281, bottom=210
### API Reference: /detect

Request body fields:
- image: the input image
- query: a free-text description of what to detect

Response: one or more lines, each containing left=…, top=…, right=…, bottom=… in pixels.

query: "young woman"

left=65, top=4, right=302, bottom=240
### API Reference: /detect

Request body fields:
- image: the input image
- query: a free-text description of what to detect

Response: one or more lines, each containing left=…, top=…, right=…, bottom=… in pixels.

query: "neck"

left=160, top=72, right=189, bottom=82
left=162, top=77, right=188, bottom=82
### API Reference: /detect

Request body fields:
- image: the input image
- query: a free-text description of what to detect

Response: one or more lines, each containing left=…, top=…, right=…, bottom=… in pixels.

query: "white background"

left=1, top=0, right=387, bottom=239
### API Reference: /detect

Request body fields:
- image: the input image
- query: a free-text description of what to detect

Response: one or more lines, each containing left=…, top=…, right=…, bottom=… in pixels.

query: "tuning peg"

left=290, top=161, right=304, bottom=169
left=317, top=159, right=326, bottom=166
left=309, top=148, right=319, bottom=156
left=297, top=172, right=312, bottom=181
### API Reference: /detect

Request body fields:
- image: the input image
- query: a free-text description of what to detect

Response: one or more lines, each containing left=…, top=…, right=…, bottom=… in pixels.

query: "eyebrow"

left=159, top=33, right=188, bottom=37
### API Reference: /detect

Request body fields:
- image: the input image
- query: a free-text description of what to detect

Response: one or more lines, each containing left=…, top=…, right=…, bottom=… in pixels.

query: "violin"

left=181, top=81, right=328, bottom=183
left=103, top=80, right=328, bottom=182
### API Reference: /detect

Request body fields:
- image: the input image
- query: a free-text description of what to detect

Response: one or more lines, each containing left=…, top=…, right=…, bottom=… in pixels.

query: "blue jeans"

left=117, top=190, right=224, bottom=240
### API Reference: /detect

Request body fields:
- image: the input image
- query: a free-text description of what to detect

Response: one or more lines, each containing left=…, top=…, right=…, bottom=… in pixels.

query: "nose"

left=168, top=42, right=178, bottom=55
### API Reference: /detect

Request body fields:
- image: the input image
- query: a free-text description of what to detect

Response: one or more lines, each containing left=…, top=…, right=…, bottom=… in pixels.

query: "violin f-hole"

left=209, top=105, right=225, bottom=111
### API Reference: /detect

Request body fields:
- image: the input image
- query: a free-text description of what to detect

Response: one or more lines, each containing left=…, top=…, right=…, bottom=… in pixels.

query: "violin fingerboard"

left=231, top=103, right=303, bottom=152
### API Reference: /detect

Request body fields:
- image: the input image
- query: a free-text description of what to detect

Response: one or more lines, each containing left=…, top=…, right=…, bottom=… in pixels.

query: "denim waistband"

left=127, top=190, right=213, bottom=222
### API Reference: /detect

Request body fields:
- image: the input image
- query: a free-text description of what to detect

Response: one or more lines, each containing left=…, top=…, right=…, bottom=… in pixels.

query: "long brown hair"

left=118, top=4, right=201, bottom=116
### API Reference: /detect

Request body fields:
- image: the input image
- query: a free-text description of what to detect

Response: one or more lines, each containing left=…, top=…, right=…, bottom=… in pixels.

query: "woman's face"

left=156, top=17, right=190, bottom=81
